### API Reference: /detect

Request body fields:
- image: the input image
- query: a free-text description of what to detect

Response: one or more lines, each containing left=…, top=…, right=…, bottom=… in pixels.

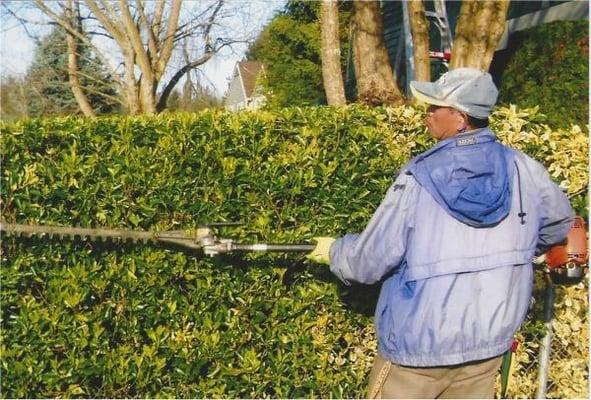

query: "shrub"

left=1, top=105, right=587, bottom=398
left=496, top=20, right=589, bottom=129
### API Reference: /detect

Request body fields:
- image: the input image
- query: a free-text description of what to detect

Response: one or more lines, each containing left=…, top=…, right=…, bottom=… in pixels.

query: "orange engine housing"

left=545, top=216, right=588, bottom=284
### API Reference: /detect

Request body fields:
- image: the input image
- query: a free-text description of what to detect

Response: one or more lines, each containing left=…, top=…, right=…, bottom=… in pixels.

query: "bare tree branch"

left=118, top=0, right=153, bottom=80
left=136, top=0, right=158, bottom=66
left=156, top=50, right=214, bottom=112
left=74, top=70, right=125, bottom=104
left=85, top=0, right=126, bottom=43
left=156, top=0, right=182, bottom=76
left=85, top=30, right=114, bottom=39
left=2, top=4, right=44, bottom=44
left=25, top=0, right=261, bottom=114
left=152, top=0, right=165, bottom=40
left=33, top=0, right=125, bottom=89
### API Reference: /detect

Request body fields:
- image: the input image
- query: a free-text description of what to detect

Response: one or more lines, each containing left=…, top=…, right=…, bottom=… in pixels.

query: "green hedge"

left=1, top=105, right=587, bottom=397
left=497, top=20, right=589, bottom=129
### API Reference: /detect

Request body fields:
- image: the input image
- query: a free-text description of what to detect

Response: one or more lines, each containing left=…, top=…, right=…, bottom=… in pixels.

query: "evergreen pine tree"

left=25, top=27, right=119, bottom=116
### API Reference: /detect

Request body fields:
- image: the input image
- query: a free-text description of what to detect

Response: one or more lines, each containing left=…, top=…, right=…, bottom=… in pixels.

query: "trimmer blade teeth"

left=2, top=223, right=156, bottom=249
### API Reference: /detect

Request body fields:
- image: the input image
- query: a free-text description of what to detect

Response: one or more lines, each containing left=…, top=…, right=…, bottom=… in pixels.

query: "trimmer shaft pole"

left=231, top=243, right=315, bottom=252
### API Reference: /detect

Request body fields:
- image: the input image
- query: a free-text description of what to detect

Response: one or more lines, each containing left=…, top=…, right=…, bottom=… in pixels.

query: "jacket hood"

left=407, top=129, right=514, bottom=227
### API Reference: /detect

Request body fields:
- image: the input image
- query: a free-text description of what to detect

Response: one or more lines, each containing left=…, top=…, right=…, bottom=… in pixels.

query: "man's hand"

left=306, top=237, right=336, bottom=265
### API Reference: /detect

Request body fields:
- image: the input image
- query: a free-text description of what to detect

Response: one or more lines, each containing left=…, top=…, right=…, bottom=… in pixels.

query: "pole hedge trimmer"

left=500, top=215, right=588, bottom=399
left=0, top=221, right=315, bottom=256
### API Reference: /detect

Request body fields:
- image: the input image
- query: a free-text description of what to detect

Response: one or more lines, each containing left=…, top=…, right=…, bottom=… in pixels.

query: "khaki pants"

left=367, top=353, right=503, bottom=399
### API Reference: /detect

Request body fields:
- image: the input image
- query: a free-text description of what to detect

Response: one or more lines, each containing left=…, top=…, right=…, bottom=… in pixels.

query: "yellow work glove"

left=306, top=237, right=336, bottom=265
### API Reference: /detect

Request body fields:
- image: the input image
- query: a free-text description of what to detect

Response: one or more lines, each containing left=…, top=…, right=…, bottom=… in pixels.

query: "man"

left=308, top=68, right=573, bottom=398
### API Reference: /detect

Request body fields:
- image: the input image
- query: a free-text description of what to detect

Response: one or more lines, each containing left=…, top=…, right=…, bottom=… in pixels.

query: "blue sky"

left=0, top=0, right=286, bottom=97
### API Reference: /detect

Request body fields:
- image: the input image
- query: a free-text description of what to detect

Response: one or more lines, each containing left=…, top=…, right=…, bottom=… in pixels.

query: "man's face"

left=425, top=105, right=466, bottom=140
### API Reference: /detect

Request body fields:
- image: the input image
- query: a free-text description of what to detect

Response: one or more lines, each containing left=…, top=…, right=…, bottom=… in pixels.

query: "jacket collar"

left=414, top=128, right=497, bottom=164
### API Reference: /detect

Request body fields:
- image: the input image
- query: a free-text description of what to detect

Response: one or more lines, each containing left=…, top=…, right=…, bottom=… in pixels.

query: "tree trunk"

left=320, top=0, right=346, bottom=105
left=352, top=0, right=403, bottom=105
left=65, top=0, right=96, bottom=117
left=450, top=0, right=510, bottom=71
left=409, top=0, right=430, bottom=82
left=139, top=78, right=157, bottom=114
left=122, top=45, right=141, bottom=115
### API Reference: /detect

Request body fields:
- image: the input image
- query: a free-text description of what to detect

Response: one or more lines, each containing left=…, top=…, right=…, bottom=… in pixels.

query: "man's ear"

left=457, top=112, right=469, bottom=132
left=460, top=112, right=469, bottom=124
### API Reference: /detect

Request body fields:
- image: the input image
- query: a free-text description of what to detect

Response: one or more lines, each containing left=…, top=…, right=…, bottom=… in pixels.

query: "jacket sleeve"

left=329, top=172, right=420, bottom=285
left=530, top=160, right=574, bottom=255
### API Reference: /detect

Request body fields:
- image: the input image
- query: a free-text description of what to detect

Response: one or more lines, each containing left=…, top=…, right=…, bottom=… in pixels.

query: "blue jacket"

left=329, top=128, right=573, bottom=367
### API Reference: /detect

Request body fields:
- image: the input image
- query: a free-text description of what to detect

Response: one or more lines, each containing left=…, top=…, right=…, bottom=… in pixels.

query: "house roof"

left=238, top=61, right=264, bottom=98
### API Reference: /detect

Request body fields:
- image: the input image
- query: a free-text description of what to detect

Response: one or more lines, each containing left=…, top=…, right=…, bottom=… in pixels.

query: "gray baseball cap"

left=410, top=68, right=498, bottom=118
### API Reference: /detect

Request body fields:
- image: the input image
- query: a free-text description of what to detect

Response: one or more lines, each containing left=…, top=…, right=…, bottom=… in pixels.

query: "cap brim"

left=409, top=82, right=450, bottom=108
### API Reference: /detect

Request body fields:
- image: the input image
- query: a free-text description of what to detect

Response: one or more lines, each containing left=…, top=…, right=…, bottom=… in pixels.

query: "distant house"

left=224, top=61, right=266, bottom=111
